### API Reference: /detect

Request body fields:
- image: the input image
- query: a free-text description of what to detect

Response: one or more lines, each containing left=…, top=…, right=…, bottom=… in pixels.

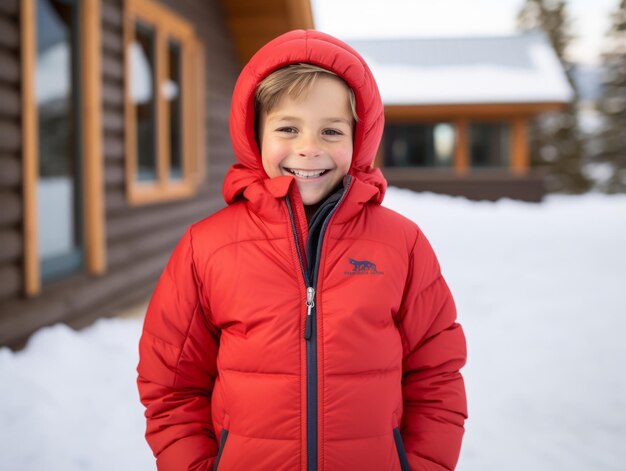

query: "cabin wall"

left=0, top=0, right=240, bottom=347
left=382, top=168, right=546, bottom=202
left=0, top=1, right=22, bottom=307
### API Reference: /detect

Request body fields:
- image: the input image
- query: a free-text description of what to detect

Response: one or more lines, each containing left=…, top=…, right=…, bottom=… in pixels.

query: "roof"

left=348, top=32, right=574, bottom=105
left=221, top=0, right=314, bottom=65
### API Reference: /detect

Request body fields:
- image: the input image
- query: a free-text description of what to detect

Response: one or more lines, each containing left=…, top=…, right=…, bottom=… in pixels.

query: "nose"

left=296, top=133, right=321, bottom=158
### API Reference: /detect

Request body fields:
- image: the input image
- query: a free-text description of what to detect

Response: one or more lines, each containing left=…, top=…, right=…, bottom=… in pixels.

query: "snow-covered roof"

left=348, top=32, right=574, bottom=105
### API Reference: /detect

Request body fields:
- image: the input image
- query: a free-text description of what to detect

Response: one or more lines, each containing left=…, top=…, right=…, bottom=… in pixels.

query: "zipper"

left=285, top=196, right=317, bottom=471
left=392, top=427, right=410, bottom=471
left=305, top=287, right=315, bottom=340
left=285, top=177, right=353, bottom=471
left=213, top=428, right=229, bottom=471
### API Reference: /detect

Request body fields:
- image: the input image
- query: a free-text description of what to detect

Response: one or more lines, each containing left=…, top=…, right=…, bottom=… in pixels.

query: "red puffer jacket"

left=137, top=30, right=467, bottom=471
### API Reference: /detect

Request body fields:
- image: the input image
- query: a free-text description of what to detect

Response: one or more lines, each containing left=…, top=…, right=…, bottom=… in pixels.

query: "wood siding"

left=382, top=168, right=546, bottom=202
left=0, top=0, right=240, bottom=347
left=221, top=0, right=314, bottom=64
left=0, top=0, right=21, bottom=305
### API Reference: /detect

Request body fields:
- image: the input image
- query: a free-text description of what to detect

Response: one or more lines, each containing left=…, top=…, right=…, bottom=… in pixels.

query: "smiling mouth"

left=284, top=168, right=330, bottom=178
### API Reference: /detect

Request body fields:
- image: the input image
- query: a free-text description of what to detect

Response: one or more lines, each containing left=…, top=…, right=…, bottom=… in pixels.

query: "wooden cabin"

left=0, top=0, right=313, bottom=348
left=349, top=33, right=575, bottom=202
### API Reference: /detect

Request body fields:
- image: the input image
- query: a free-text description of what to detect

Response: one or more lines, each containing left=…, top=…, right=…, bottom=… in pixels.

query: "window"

left=36, top=0, right=84, bottom=281
left=470, top=122, right=511, bottom=168
left=383, top=123, right=455, bottom=168
left=125, top=0, right=205, bottom=205
left=22, top=0, right=104, bottom=295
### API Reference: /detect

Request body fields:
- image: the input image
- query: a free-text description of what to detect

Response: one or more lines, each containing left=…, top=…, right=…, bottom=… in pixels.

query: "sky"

left=311, top=0, right=619, bottom=65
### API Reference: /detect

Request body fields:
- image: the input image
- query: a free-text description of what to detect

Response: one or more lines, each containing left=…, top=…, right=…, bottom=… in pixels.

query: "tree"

left=517, top=0, right=591, bottom=193
left=595, top=0, right=626, bottom=192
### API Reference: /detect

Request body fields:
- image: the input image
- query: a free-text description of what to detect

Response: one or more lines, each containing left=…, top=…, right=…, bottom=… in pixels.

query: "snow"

left=382, top=189, right=626, bottom=470
left=1, top=189, right=625, bottom=470
left=364, top=43, right=574, bottom=105
left=349, top=33, right=575, bottom=105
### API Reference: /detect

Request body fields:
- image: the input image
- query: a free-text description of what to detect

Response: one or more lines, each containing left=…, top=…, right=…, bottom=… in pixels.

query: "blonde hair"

left=255, top=63, right=358, bottom=122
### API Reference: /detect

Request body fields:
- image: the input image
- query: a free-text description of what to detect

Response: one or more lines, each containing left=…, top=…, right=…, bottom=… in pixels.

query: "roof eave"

left=220, top=0, right=314, bottom=66
left=384, top=101, right=570, bottom=120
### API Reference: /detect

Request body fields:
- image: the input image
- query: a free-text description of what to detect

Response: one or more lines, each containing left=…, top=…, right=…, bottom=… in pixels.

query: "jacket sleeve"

left=137, top=226, right=220, bottom=471
left=395, top=229, right=468, bottom=470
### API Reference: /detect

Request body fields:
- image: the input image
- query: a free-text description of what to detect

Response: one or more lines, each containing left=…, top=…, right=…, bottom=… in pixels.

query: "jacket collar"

left=223, top=163, right=385, bottom=225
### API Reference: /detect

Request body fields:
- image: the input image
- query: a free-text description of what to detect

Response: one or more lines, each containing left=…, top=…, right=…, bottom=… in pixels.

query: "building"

left=349, top=32, right=575, bottom=201
left=0, top=3, right=575, bottom=347
left=0, top=0, right=313, bottom=347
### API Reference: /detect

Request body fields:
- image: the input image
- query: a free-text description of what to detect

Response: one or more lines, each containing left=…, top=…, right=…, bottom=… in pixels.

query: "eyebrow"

left=268, top=115, right=352, bottom=126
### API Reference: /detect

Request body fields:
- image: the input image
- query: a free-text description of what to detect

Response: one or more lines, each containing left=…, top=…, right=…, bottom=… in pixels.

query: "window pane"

left=384, top=123, right=455, bottom=167
left=470, top=123, right=510, bottom=168
left=433, top=123, right=455, bottom=166
left=131, top=22, right=156, bottom=181
left=167, top=40, right=182, bottom=179
left=36, top=0, right=83, bottom=280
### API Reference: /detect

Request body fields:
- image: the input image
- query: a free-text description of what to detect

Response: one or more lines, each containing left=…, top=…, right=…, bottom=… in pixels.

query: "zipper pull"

left=304, top=287, right=315, bottom=340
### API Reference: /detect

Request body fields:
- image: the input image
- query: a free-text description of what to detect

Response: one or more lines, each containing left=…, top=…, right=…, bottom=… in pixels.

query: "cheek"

left=261, top=141, right=288, bottom=177
left=336, top=144, right=353, bottom=172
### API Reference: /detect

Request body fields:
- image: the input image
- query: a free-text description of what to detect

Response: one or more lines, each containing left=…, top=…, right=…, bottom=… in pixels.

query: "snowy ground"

left=1, top=188, right=625, bottom=471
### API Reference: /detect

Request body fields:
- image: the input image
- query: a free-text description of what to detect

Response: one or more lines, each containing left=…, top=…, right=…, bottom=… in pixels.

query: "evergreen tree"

left=517, top=0, right=591, bottom=193
left=595, top=0, right=626, bottom=192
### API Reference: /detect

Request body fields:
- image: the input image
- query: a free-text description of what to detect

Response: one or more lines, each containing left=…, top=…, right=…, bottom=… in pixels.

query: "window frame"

left=382, top=110, right=530, bottom=175
left=383, top=122, right=457, bottom=168
left=124, top=0, right=205, bottom=205
left=22, top=0, right=106, bottom=297
left=468, top=121, right=512, bottom=169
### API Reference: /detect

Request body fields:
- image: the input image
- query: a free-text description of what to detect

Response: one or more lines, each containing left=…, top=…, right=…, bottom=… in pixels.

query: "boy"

left=137, top=30, right=467, bottom=471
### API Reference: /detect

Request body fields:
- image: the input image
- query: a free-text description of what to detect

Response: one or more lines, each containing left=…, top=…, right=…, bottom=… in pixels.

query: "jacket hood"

left=223, top=29, right=387, bottom=205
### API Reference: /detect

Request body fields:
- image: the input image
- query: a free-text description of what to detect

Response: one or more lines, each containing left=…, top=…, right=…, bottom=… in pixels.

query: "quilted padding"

left=137, top=30, right=467, bottom=471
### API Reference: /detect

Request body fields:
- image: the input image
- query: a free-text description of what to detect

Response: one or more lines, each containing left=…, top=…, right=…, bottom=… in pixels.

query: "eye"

left=322, top=129, right=343, bottom=136
left=276, top=127, right=297, bottom=134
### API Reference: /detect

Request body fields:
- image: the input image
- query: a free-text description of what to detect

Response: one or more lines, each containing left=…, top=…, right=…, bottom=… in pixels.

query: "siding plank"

left=102, top=1, right=123, bottom=29
left=107, top=223, right=185, bottom=270
left=0, top=14, right=18, bottom=49
left=0, top=119, right=19, bottom=151
left=0, top=264, right=20, bottom=301
left=0, top=191, right=20, bottom=225
left=106, top=197, right=215, bottom=241
left=0, top=154, right=20, bottom=188
left=0, top=229, right=21, bottom=264
left=103, top=109, right=124, bottom=132
left=102, top=55, right=124, bottom=81
left=0, top=48, right=19, bottom=84
left=104, top=161, right=125, bottom=186
left=102, top=28, right=123, bottom=55
left=103, top=133, right=124, bottom=161
left=0, top=0, right=19, bottom=16
left=0, top=82, right=19, bottom=117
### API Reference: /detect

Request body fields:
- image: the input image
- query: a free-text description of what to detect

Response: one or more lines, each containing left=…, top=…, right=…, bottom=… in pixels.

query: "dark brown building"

left=349, top=33, right=575, bottom=202
left=1, top=4, right=574, bottom=347
left=0, top=0, right=313, bottom=347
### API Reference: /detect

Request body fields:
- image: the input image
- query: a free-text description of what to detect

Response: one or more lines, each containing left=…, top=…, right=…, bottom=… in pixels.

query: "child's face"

left=258, top=76, right=353, bottom=206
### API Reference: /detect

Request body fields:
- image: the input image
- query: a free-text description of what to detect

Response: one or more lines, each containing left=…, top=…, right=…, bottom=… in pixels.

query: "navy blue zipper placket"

left=285, top=176, right=353, bottom=471
left=285, top=196, right=314, bottom=470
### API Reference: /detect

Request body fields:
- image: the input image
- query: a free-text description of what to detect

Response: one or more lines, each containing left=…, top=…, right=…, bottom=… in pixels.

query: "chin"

left=300, top=195, right=323, bottom=206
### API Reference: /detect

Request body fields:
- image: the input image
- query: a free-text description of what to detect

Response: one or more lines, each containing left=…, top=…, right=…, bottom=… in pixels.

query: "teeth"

left=287, top=168, right=326, bottom=178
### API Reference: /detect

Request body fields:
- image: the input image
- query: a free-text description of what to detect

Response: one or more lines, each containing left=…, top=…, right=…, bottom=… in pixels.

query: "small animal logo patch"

left=344, top=258, right=384, bottom=275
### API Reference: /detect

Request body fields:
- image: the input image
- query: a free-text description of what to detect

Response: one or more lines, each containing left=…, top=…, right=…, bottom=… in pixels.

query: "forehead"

left=268, top=76, right=352, bottom=118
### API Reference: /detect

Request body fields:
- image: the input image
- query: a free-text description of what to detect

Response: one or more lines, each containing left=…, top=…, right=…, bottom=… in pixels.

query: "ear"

left=255, top=108, right=265, bottom=153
